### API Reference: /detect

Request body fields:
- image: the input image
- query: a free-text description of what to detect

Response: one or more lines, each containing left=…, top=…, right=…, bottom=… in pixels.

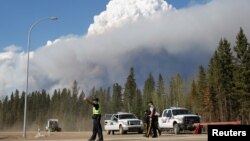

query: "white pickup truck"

left=158, top=107, right=201, bottom=134
left=104, top=112, right=144, bottom=134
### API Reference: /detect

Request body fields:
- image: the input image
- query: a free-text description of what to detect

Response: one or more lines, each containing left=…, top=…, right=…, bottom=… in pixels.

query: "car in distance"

left=45, top=119, right=62, bottom=132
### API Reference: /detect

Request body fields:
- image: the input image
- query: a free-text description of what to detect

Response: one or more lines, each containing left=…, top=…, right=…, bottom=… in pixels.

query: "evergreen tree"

left=169, top=74, right=185, bottom=107
left=70, top=80, right=79, bottom=130
left=76, top=90, right=87, bottom=131
left=37, top=90, right=50, bottom=127
left=112, top=83, right=123, bottom=113
left=207, top=38, right=234, bottom=121
left=143, top=73, right=155, bottom=111
left=233, top=28, right=250, bottom=123
left=217, top=39, right=234, bottom=121
left=14, top=90, right=22, bottom=126
left=207, top=51, right=220, bottom=121
left=133, top=89, right=143, bottom=119
left=187, top=80, right=198, bottom=113
left=77, top=90, right=86, bottom=115
left=0, top=100, right=2, bottom=130
left=196, top=66, right=207, bottom=118
left=9, top=93, right=15, bottom=127
left=19, top=92, right=25, bottom=128
left=98, top=87, right=112, bottom=114
left=123, top=67, right=137, bottom=113
left=202, top=85, right=212, bottom=122
left=2, top=96, right=9, bottom=128
left=156, top=74, right=166, bottom=113
left=49, top=89, right=61, bottom=118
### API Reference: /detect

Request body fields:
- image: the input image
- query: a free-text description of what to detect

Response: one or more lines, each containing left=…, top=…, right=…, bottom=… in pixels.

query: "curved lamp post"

left=23, top=16, right=58, bottom=138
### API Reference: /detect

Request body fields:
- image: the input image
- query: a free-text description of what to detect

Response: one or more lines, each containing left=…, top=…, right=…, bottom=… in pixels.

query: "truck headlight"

left=140, top=121, right=143, bottom=125
left=122, top=121, right=128, bottom=125
left=176, top=117, right=183, bottom=122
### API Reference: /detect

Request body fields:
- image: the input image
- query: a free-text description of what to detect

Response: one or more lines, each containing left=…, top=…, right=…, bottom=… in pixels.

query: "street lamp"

left=23, top=16, right=58, bottom=138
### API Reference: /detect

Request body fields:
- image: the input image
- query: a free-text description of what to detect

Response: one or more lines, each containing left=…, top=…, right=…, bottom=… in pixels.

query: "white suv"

left=104, top=112, right=144, bottom=134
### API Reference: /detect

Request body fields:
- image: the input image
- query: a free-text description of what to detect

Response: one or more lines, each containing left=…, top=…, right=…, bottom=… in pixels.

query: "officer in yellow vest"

left=84, top=97, right=103, bottom=141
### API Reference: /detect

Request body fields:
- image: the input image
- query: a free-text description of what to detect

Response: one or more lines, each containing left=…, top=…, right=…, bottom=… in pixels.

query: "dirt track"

left=0, top=131, right=207, bottom=141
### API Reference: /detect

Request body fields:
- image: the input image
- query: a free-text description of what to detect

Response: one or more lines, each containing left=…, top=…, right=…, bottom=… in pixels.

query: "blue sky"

left=0, top=0, right=209, bottom=52
left=0, top=0, right=107, bottom=51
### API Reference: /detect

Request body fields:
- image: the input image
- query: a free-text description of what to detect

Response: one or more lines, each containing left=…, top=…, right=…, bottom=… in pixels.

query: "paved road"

left=0, top=132, right=207, bottom=141
left=15, top=134, right=207, bottom=141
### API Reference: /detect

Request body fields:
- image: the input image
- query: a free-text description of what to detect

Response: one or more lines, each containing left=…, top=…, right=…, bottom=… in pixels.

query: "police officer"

left=84, top=97, right=104, bottom=141
left=146, top=101, right=158, bottom=138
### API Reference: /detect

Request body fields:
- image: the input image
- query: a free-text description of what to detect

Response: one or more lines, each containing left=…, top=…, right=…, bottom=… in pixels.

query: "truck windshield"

left=119, top=114, right=137, bottom=119
left=172, top=109, right=191, bottom=115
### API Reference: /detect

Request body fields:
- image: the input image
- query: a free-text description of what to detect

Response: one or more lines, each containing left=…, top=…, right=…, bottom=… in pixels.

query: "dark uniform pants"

left=90, top=114, right=103, bottom=140
left=146, top=117, right=158, bottom=137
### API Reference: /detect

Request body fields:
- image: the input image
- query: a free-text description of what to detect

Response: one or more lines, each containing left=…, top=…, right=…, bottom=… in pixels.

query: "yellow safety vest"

left=93, top=103, right=101, bottom=115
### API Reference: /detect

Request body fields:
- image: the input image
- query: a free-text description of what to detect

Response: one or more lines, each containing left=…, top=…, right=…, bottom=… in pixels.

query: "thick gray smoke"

left=0, top=0, right=250, bottom=97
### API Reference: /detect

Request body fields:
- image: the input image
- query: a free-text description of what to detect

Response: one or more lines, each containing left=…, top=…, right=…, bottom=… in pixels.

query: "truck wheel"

left=107, top=130, right=111, bottom=135
left=173, top=124, right=180, bottom=134
left=138, top=129, right=143, bottom=134
left=57, top=128, right=61, bottom=132
left=119, top=125, right=124, bottom=134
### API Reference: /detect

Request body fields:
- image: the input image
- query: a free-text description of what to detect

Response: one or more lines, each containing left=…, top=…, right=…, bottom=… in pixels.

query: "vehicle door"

left=106, top=114, right=119, bottom=130
left=104, top=114, right=112, bottom=130
left=160, top=110, right=172, bottom=128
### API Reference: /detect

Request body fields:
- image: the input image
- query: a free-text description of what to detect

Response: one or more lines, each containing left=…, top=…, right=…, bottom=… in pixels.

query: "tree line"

left=0, top=28, right=249, bottom=131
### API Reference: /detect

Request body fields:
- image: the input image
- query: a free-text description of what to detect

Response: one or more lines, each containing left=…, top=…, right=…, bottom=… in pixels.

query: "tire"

left=173, top=124, right=180, bottom=134
left=138, top=129, right=143, bottom=134
left=107, top=130, right=111, bottom=135
left=57, top=128, right=61, bottom=132
left=119, top=125, right=124, bottom=134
